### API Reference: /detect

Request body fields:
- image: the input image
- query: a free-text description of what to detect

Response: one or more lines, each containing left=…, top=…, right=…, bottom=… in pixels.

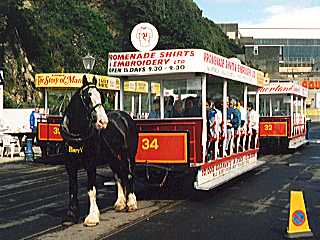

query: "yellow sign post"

left=285, top=191, right=313, bottom=238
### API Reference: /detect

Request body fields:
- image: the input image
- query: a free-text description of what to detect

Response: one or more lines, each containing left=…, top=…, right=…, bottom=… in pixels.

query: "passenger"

left=247, top=102, right=259, bottom=149
left=165, top=96, right=174, bottom=118
left=171, top=100, right=184, bottom=118
left=193, top=97, right=202, bottom=117
left=233, top=100, right=241, bottom=131
left=148, top=98, right=160, bottom=119
left=206, top=99, right=215, bottom=136
left=239, top=100, right=247, bottom=129
left=184, top=97, right=195, bottom=117
left=211, top=99, right=222, bottom=135
left=226, top=99, right=239, bottom=154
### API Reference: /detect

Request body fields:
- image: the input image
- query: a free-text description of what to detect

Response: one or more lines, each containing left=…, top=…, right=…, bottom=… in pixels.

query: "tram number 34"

left=264, top=124, right=272, bottom=131
left=141, top=138, right=159, bottom=150
left=53, top=126, right=60, bottom=135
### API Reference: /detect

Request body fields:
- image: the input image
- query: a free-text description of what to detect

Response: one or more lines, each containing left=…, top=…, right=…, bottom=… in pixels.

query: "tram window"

left=271, top=95, right=290, bottom=116
left=163, top=79, right=202, bottom=118
left=259, top=95, right=271, bottom=117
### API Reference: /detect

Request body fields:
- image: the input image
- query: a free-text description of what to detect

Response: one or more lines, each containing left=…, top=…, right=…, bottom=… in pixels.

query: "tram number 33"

left=264, top=124, right=272, bottom=131
left=141, top=138, right=159, bottom=150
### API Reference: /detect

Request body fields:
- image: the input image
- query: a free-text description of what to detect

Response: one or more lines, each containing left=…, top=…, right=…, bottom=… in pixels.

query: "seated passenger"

left=184, top=97, right=194, bottom=117
left=171, top=100, right=184, bottom=118
left=148, top=98, right=160, bottom=119
left=165, top=96, right=174, bottom=118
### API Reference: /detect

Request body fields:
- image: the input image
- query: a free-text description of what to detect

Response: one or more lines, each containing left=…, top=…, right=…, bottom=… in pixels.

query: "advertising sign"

left=131, top=23, right=159, bottom=51
left=35, top=73, right=120, bottom=90
left=108, top=49, right=262, bottom=87
left=259, top=82, right=308, bottom=98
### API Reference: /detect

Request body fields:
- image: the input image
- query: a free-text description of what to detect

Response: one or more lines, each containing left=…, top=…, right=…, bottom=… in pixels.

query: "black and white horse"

left=60, top=75, right=138, bottom=227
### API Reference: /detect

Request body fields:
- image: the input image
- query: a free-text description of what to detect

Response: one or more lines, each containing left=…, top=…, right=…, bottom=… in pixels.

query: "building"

left=217, top=24, right=320, bottom=120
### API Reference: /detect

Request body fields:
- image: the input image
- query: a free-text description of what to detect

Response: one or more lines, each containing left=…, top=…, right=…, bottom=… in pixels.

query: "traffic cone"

left=284, top=191, right=313, bottom=238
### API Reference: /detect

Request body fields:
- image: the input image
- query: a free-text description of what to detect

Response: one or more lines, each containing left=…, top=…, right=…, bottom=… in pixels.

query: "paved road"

left=105, top=146, right=320, bottom=240
left=0, top=163, right=116, bottom=240
left=1, top=124, right=320, bottom=240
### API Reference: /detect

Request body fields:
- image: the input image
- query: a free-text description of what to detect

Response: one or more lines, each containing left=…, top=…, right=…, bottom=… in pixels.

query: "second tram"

left=258, top=81, right=308, bottom=150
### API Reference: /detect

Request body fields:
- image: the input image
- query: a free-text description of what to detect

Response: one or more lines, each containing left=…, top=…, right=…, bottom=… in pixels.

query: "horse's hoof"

left=114, top=200, right=127, bottom=212
left=83, top=216, right=100, bottom=227
left=62, top=212, right=79, bottom=226
left=114, top=204, right=127, bottom=212
left=127, top=205, right=138, bottom=212
left=83, top=221, right=99, bottom=227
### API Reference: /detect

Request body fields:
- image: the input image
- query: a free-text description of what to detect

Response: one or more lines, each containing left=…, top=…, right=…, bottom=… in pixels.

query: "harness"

left=100, top=111, right=129, bottom=158
left=60, top=84, right=103, bottom=147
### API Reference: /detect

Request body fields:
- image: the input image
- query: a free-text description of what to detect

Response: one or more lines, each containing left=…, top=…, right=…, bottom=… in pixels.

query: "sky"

left=193, top=0, right=320, bottom=38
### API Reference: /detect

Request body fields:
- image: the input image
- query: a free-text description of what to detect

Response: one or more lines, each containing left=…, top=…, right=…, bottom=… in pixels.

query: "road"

left=105, top=145, right=320, bottom=240
left=0, top=124, right=319, bottom=240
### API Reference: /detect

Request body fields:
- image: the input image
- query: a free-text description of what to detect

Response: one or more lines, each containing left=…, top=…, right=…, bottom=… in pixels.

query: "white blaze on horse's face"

left=88, top=87, right=109, bottom=129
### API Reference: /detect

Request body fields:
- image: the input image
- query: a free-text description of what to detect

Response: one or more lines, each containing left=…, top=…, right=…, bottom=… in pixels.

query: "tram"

left=258, top=81, right=308, bottom=150
left=108, top=48, right=266, bottom=190
left=34, top=73, right=120, bottom=159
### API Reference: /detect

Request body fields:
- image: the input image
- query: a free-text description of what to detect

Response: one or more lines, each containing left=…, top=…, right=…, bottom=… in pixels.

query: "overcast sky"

left=194, top=0, right=320, bottom=38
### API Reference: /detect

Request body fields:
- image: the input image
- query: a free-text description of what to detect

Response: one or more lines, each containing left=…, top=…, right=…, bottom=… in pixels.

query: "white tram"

left=108, top=48, right=266, bottom=190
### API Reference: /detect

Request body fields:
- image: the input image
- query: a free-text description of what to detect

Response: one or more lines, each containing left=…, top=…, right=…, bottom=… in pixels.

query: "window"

left=163, top=78, right=202, bottom=118
left=253, top=45, right=259, bottom=55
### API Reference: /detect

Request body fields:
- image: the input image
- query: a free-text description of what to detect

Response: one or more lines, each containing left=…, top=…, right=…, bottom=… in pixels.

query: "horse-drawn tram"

left=258, top=81, right=308, bottom=150
left=108, top=48, right=266, bottom=190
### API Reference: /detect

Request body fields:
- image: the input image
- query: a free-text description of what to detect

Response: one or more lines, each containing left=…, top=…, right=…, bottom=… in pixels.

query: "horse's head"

left=79, top=75, right=109, bottom=129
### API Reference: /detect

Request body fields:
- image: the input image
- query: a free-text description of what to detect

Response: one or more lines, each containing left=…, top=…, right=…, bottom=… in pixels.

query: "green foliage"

left=103, top=0, right=241, bottom=55
left=21, top=0, right=116, bottom=74
left=1, top=0, right=242, bottom=109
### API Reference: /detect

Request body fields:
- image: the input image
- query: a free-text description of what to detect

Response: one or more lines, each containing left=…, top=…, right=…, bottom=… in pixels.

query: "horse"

left=60, top=75, right=138, bottom=227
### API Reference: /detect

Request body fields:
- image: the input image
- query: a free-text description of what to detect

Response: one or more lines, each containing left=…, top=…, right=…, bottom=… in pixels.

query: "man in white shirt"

left=247, top=102, right=259, bottom=149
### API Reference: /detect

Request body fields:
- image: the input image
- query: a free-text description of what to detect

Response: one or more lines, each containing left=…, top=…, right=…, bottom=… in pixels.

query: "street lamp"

left=82, top=53, right=95, bottom=72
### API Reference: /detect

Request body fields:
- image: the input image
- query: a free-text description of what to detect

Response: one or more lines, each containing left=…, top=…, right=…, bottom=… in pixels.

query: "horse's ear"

left=92, top=76, right=97, bottom=86
left=82, top=75, right=89, bottom=86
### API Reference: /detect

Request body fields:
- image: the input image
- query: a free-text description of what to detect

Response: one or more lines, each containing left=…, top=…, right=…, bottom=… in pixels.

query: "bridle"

left=79, top=84, right=103, bottom=123
left=60, top=84, right=104, bottom=145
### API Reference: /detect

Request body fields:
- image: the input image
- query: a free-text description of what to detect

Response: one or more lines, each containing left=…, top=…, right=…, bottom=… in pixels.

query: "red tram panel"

left=38, top=122, right=63, bottom=141
left=259, top=117, right=290, bottom=137
left=135, top=132, right=188, bottom=164
left=135, top=118, right=203, bottom=165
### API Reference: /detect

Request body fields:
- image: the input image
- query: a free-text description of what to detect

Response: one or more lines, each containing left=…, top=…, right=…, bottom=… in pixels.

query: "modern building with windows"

left=218, top=24, right=320, bottom=120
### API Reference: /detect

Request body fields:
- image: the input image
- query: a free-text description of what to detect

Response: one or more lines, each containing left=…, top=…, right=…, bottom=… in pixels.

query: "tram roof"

left=108, top=49, right=265, bottom=87
left=258, top=82, right=308, bottom=98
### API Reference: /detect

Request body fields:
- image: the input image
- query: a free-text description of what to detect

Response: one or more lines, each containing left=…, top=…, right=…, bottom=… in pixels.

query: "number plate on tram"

left=259, top=122, right=287, bottom=137
left=38, top=123, right=63, bottom=141
left=135, top=132, right=188, bottom=164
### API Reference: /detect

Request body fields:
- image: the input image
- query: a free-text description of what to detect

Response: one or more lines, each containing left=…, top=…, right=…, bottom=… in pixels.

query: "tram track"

left=18, top=205, right=115, bottom=240
left=1, top=151, right=295, bottom=240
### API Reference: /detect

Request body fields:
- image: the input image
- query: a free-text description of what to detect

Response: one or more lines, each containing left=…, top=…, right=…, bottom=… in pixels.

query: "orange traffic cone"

left=284, top=191, right=313, bottom=238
